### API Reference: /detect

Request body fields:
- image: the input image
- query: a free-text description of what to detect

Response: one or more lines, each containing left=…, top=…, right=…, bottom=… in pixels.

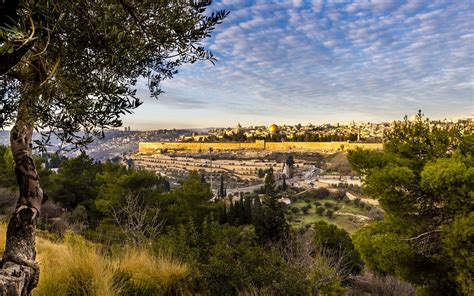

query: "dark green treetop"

left=348, top=112, right=473, bottom=295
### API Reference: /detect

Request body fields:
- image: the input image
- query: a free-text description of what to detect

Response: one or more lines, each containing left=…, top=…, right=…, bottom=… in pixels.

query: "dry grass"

left=113, top=248, right=189, bottom=294
left=0, top=224, right=189, bottom=296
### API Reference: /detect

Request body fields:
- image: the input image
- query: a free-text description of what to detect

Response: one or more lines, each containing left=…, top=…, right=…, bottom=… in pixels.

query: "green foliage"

left=48, top=152, right=100, bottom=209
left=155, top=221, right=310, bottom=295
left=316, top=206, right=325, bottom=215
left=0, top=145, right=16, bottom=189
left=353, top=223, right=415, bottom=277
left=162, top=171, right=217, bottom=226
left=314, top=187, right=330, bottom=199
left=326, top=209, right=334, bottom=218
left=301, top=205, right=311, bottom=214
left=313, top=221, right=363, bottom=275
left=201, top=244, right=286, bottom=294
left=222, top=196, right=254, bottom=226
left=442, top=213, right=474, bottom=295
left=1, top=1, right=228, bottom=149
left=263, top=168, right=276, bottom=196
left=95, top=162, right=167, bottom=214
left=349, top=112, right=473, bottom=294
left=253, top=195, right=289, bottom=244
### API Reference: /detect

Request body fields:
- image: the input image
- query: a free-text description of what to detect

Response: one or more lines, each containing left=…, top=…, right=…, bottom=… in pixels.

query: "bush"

left=313, top=221, right=363, bottom=275
left=314, top=188, right=330, bottom=199
left=332, top=189, right=346, bottom=201
left=201, top=244, right=287, bottom=295
left=351, top=274, right=415, bottom=296
left=0, top=188, right=16, bottom=215
left=316, top=207, right=325, bottom=215
left=290, top=207, right=301, bottom=214
left=368, top=208, right=384, bottom=221
left=40, top=200, right=63, bottom=220
left=301, top=205, right=311, bottom=215
left=324, top=202, right=333, bottom=209
left=48, top=219, right=68, bottom=238
left=326, top=209, right=334, bottom=218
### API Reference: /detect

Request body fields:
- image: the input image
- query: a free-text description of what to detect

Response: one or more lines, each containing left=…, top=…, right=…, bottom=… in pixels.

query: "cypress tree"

left=282, top=175, right=288, bottom=191
left=238, top=194, right=245, bottom=224
left=228, top=200, right=235, bottom=225
left=244, top=196, right=252, bottom=224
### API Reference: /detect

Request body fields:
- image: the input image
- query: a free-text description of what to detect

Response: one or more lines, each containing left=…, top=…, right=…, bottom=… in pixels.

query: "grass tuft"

left=0, top=224, right=189, bottom=295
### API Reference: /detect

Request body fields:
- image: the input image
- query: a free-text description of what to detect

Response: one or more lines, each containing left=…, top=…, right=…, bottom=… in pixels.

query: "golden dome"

left=268, top=124, right=279, bottom=134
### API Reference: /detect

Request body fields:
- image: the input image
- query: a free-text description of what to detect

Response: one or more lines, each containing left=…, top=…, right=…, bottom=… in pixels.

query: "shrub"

left=332, top=189, right=346, bottom=201
left=290, top=207, right=301, bottom=214
left=326, top=209, right=334, bottom=218
left=314, top=188, right=330, bottom=199
left=0, top=188, right=16, bottom=215
left=351, top=274, right=415, bottom=296
left=200, top=244, right=287, bottom=295
left=313, top=221, right=363, bottom=275
left=302, top=205, right=311, bottom=215
left=48, top=219, right=68, bottom=238
left=316, top=207, right=325, bottom=215
left=324, top=202, right=333, bottom=209
left=368, top=208, right=384, bottom=221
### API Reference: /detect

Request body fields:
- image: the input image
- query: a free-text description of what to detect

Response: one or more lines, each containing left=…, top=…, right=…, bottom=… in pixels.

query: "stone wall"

left=139, top=140, right=382, bottom=154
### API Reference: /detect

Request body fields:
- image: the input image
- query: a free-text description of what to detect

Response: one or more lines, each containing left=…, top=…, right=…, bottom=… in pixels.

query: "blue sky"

left=123, top=0, right=473, bottom=130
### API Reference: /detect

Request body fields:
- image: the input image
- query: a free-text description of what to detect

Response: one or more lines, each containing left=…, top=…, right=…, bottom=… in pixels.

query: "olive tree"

left=0, top=1, right=227, bottom=294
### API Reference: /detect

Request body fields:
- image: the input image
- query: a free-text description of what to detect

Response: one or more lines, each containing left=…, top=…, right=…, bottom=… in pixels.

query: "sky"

left=122, top=0, right=474, bottom=130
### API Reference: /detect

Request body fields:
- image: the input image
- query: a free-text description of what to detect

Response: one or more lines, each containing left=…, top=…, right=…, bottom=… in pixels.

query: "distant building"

left=268, top=124, right=279, bottom=134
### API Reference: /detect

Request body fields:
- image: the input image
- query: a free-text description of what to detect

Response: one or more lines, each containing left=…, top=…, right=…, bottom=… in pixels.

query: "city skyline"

left=122, top=0, right=473, bottom=130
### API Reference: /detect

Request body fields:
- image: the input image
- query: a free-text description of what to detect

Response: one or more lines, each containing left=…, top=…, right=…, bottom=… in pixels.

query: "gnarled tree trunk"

left=0, top=80, right=44, bottom=295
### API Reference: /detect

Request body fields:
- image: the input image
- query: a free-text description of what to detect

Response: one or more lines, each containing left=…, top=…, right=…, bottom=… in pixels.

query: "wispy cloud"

left=127, top=0, right=474, bottom=128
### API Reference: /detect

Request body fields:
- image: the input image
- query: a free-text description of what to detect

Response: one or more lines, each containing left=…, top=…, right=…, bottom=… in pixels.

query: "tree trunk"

left=0, top=82, right=44, bottom=295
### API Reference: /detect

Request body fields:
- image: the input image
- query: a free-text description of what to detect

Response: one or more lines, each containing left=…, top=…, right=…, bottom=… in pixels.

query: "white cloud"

left=132, top=0, right=474, bottom=128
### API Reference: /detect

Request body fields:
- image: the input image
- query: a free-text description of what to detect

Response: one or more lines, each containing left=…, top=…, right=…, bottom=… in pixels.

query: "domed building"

left=268, top=124, right=279, bottom=134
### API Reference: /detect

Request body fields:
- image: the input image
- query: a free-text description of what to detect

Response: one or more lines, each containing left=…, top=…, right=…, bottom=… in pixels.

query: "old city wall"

left=264, top=141, right=382, bottom=151
left=139, top=140, right=381, bottom=154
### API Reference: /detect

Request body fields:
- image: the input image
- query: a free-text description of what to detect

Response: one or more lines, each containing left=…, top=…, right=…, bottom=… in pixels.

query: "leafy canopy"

left=0, top=0, right=227, bottom=150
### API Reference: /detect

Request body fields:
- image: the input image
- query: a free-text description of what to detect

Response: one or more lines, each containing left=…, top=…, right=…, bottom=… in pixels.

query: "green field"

left=287, top=198, right=373, bottom=233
